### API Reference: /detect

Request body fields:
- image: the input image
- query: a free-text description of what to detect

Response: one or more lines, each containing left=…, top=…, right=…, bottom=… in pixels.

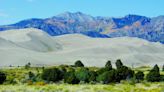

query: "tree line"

left=41, top=59, right=164, bottom=84
left=0, top=59, right=164, bottom=84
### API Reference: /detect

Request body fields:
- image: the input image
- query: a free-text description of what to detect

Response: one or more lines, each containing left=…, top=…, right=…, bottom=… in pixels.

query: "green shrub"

left=115, top=66, right=134, bottom=82
left=75, top=68, right=90, bottom=83
left=25, top=62, right=31, bottom=69
left=64, top=71, right=79, bottom=84
left=75, top=60, right=84, bottom=67
left=146, top=64, right=160, bottom=82
left=0, top=71, right=6, bottom=84
left=88, top=71, right=97, bottom=82
left=58, top=67, right=66, bottom=80
left=96, top=67, right=111, bottom=75
left=28, top=71, right=35, bottom=80
left=41, top=68, right=61, bottom=82
left=160, top=75, right=164, bottom=81
left=135, top=71, right=144, bottom=82
left=96, top=69, right=116, bottom=84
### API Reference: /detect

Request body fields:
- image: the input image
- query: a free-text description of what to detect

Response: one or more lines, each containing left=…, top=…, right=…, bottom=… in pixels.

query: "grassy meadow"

left=0, top=65, right=164, bottom=92
left=0, top=83, right=164, bottom=92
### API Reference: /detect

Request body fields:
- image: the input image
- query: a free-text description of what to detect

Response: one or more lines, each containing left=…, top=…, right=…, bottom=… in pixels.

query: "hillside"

left=0, top=12, right=164, bottom=43
left=54, top=34, right=164, bottom=67
left=0, top=28, right=164, bottom=67
left=0, top=28, right=62, bottom=52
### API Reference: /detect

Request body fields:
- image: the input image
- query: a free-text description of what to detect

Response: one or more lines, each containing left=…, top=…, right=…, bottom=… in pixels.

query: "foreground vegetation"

left=0, top=59, right=164, bottom=92
left=0, top=83, right=164, bottom=92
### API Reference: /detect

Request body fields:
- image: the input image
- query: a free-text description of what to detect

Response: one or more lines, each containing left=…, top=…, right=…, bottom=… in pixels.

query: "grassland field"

left=0, top=66, right=164, bottom=92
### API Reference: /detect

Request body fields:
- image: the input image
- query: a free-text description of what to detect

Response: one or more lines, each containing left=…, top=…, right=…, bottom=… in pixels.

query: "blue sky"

left=0, top=0, right=164, bottom=25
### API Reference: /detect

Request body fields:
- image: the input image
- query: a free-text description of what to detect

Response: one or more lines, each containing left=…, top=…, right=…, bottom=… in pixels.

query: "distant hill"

left=0, top=12, right=164, bottom=43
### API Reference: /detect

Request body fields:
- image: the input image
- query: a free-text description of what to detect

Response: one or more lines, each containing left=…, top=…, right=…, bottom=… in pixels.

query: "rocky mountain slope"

left=0, top=12, right=163, bottom=43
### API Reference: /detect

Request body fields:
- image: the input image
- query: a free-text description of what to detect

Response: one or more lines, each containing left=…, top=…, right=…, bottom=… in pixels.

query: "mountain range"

left=0, top=12, right=164, bottom=43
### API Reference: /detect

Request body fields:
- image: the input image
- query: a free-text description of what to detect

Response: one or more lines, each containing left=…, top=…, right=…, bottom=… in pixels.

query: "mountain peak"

left=56, top=11, right=87, bottom=18
left=112, top=14, right=150, bottom=28
left=54, top=11, right=94, bottom=22
left=125, top=14, right=145, bottom=18
left=75, top=11, right=83, bottom=14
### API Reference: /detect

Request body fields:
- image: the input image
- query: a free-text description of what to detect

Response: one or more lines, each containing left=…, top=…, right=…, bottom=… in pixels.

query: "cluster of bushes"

left=0, top=60, right=164, bottom=85
left=41, top=59, right=164, bottom=84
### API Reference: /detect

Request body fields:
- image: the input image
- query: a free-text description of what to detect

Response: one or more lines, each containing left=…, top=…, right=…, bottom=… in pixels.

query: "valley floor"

left=0, top=83, right=164, bottom=92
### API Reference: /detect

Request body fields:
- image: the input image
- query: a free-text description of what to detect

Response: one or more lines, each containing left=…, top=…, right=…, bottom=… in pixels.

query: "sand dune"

left=0, top=28, right=62, bottom=52
left=0, top=28, right=164, bottom=67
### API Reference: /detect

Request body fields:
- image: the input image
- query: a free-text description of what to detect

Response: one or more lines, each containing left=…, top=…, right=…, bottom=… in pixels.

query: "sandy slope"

left=0, top=28, right=62, bottom=52
left=54, top=34, right=164, bottom=67
left=0, top=28, right=164, bottom=67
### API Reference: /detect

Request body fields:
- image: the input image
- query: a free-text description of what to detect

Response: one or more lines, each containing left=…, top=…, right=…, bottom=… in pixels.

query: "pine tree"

left=115, top=59, right=123, bottom=69
left=146, top=64, right=160, bottom=82
left=75, top=60, right=84, bottom=67
left=105, top=60, right=112, bottom=70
